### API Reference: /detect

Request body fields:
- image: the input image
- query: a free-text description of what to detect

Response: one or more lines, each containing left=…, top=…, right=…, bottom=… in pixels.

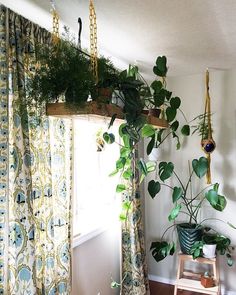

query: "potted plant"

left=92, top=56, right=120, bottom=103
left=26, top=28, right=95, bottom=111
left=149, top=156, right=234, bottom=262
left=201, top=272, right=215, bottom=288
left=190, top=228, right=235, bottom=266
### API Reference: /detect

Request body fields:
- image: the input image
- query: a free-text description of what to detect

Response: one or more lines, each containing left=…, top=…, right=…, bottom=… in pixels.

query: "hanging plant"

left=26, top=28, right=95, bottom=111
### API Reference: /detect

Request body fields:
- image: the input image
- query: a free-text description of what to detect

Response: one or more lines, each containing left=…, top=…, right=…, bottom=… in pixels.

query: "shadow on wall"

left=214, top=71, right=235, bottom=201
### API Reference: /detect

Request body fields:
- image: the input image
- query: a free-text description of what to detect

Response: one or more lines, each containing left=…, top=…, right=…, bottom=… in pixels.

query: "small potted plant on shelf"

left=201, top=271, right=215, bottom=288
left=92, top=56, right=120, bottom=104
left=149, top=156, right=235, bottom=262
left=190, top=228, right=235, bottom=266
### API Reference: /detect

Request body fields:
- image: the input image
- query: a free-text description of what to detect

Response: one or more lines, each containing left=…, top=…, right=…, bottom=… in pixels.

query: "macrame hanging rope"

left=50, top=0, right=60, bottom=44
left=201, top=69, right=216, bottom=184
left=89, top=0, right=98, bottom=83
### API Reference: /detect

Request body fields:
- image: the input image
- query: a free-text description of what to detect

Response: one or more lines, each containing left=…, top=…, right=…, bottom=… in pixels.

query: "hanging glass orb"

left=201, top=139, right=216, bottom=154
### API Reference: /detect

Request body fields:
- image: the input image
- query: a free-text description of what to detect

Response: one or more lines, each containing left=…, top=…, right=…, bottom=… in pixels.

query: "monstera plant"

left=149, top=156, right=234, bottom=262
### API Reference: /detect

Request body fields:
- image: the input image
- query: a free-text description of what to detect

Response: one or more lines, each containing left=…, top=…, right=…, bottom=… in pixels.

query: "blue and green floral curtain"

left=121, top=151, right=149, bottom=295
left=0, top=6, right=72, bottom=294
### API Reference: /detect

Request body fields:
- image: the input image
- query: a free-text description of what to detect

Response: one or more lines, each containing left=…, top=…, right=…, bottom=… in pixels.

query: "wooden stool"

left=174, top=253, right=220, bottom=295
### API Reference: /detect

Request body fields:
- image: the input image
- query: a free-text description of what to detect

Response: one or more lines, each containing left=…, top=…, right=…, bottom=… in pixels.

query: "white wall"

left=145, top=69, right=236, bottom=293
left=72, top=227, right=120, bottom=295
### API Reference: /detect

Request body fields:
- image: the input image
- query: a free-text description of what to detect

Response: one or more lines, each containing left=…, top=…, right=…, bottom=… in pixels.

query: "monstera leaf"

left=150, top=241, right=176, bottom=262
left=159, top=162, right=174, bottom=181
left=205, top=189, right=227, bottom=211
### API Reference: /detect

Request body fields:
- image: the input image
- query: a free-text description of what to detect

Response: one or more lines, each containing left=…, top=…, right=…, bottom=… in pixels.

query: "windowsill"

left=72, top=226, right=108, bottom=248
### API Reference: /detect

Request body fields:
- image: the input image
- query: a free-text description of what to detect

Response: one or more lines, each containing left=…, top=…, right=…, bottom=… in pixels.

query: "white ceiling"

left=2, top=0, right=236, bottom=79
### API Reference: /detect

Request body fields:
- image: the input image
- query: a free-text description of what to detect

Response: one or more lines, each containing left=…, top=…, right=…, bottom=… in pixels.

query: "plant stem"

left=161, top=223, right=177, bottom=240
left=173, top=171, right=193, bottom=221
left=178, top=108, right=188, bottom=123
left=173, top=171, right=185, bottom=191
left=186, top=184, right=213, bottom=206
left=156, top=131, right=172, bottom=148
left=199, top=218, right=229, bottom=226
left=161, top=183, right=174, bottom=190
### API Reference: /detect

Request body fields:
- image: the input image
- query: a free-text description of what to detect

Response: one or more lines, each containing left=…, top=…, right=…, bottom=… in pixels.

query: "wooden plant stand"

left=174, top=254, right=220, bottom=295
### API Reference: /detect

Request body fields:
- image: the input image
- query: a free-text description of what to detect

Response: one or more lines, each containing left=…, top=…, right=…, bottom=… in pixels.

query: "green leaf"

left=165, top=90, right=172, bottom=101
left=159, top=162, right=174, bottom=181
left=153, top=56, right=168, bottom=77
left=122, top=200, right=131, bottom=210
left=122, top=168, right=132, bottom=180
left=150, top=240, right=175, bottom=262
left=116, top=157, right=126, bottom=169
left=122, top=134, right=131, bottom=148
left=119, top=123, right=128, bottom=137
left=108, top=114, right=117, bottom=129
left=168, top=204, right=181, bottom=221
left=111, top=281, right=120, bottom=289
left=146, top=161, right=157, bottom=173
left=176, top=140, right=181, bottom=150
left=141, top=124, right=156, bottom=137
left=170, top=97, right=181, bottom=109
left=172, top=187, right=183, bottom=203
left=153, top=92, right=165, bottom=107
left=116, top=184, right=126, bottom=193
left=103, top=132, right=115, bottom=144
left=171, top=120, right=179, bottom=132
left=157, top=129, right=164, bottom=143
left=147, top=135, right=155, bottom=155
left=138, top=158, right=148, bottom=176
left=148, top=180, right=161, bottom=198
left=205, top=189, right=227, bottom=211
left=213, top=183, right=219, bottom=192
left=181, top=125, right=190, bottom=136
left=151, top=80, right=162, bottom=93
left=192, top=157, right=208, bottom=178
left=119, top=213, right=127, bottom=221
left=227, top=255, right=234, bottom=267
left=139, top=173, right=145, bottom=184
left=120, top=147, right=131, bottom=158
left=166, top=107, right=177, bottom=122
left=109, top=169, right=119, bottom=177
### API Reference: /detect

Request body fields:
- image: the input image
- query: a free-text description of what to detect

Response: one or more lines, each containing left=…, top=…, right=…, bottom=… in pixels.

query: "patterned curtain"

left=121, top=150, right=149, bottom=295
left=0, top=5, right=72, bottom=294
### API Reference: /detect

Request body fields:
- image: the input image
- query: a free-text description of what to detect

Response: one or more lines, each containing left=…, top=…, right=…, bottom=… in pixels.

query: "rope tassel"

left=201, top=70, right=216, bottom=184
left=206, top=153, right=211, bottom=184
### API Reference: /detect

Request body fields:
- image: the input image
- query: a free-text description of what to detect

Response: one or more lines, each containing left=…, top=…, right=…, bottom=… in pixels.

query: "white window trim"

left=72, top=226, right=109, bottom=248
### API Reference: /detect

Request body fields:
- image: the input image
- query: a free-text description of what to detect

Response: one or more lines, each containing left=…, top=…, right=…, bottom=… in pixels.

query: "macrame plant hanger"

left=89, top=0, right=98, bottom=83
left=201, top=69, right=216, bottom=184
left=50, top=0, right=60, bottom=44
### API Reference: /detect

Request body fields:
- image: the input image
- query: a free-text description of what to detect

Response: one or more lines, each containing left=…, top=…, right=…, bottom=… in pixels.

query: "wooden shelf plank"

left=176, top=278, right=219, bottom=295
left=46, top=102, right=168, bottom=129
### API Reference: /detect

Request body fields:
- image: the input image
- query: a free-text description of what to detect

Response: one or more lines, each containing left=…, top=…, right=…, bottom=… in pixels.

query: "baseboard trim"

left=148, top=274, right=175, bottom=285
left=148, top=274, right=236, bottom=295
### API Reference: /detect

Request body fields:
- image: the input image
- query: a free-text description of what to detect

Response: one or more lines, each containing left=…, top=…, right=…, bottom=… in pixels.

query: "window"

left=73, top=117, right=120, bottom=246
